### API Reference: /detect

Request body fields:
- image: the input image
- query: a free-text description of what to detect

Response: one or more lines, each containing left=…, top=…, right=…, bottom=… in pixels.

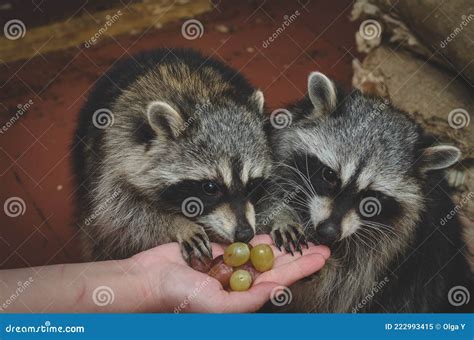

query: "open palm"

left=132, top=234, right=330, bottom=313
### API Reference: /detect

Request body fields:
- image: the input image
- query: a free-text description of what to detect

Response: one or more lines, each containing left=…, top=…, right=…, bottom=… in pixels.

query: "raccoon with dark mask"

left=72, top=49, right=271, bottom=263
left=262, top=72, right=472, bottom=312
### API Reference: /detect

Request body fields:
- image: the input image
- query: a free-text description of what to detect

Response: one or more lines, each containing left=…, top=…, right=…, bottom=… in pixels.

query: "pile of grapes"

left=192, top=242, right=274, bottom=291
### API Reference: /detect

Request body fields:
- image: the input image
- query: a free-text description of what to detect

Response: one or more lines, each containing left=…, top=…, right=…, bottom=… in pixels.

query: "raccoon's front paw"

left=177, top=225, right=213, bottom=265
left=271, top=223, right=308, bottom=256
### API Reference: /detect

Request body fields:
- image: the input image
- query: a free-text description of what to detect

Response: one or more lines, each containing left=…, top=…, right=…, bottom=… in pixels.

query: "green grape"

left=229, top=269, right=252, bottom=291
left=223, top=242, right=250, bottom=267
left=250, top=244, right=274, bottom=272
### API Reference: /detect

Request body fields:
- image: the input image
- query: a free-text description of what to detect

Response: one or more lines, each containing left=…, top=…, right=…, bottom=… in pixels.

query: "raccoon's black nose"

left=234, top=227, right=254, bottom=243
left=316, top=221, right=340, bottom=245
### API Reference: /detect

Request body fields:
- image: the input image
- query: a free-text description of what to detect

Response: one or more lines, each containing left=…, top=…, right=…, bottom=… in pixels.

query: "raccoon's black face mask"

left=273, top=72, right=461, bottom=249
left=159, top=175, right=269, bottom=243
left=140, top=97, right=272, bottom=244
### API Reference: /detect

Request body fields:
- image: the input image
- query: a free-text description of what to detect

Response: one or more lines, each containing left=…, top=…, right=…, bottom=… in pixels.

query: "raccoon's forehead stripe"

left=218, top=160, right=233, bottom=188
left=240, top=161, right=266, bottom=185
left=241, top=162, right=250, bottom=185
left=295, top=130, right=339, bottom=172
left=340, top=161, right=357, bottom=186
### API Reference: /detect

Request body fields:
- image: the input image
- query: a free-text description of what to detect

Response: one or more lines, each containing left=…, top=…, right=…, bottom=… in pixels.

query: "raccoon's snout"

left=234, top=223, right=254, bottom=243
left=314, top=221, right=340, bottom=245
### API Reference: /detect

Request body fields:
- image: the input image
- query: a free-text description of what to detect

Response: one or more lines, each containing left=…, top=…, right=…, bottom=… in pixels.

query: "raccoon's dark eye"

left=202, top=181, right=220, bottom=195
left=322, top=166, right=338, bottom=185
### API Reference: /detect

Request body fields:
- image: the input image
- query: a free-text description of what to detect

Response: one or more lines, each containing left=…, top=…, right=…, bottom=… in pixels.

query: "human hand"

left=131, top=234, right=330, bottom=313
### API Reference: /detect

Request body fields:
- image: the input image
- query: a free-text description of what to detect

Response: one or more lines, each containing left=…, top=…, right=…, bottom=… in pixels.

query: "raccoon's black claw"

left=271, top=223, right=308, bottom=256
left=291, top=236, right=303, bottom=255
left=289, top=223, right=309, bottom=250
left=179, top=228, right=213, bottom=266
left=271, top=229, right=284, bottom=251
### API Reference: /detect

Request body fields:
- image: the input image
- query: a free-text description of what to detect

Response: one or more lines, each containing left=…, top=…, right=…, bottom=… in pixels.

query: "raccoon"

left=72, top=49, right=271, bottom=263
left=262, top=72, right=472, bottom=312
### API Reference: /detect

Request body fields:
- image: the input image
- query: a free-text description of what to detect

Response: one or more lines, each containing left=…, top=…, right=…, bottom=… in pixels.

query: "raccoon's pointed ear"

left=307, top=72, right=337, bottom=116
left=419, top=145, right=461, bottom=172
left=251, top=90, right=265, bottom=114
left=146, top=101, right=184, bottom=139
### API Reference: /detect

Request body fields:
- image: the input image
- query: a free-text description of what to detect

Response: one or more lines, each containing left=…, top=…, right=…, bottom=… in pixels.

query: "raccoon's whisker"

left=360, top=221, right=398, bottom=237
left=304, top=151, right=318, bottom=197
left=358, top=224, right=394, bottom=241
left=361, top=219, right=394, bottom=230
left=270, top=175, right=313, bottom=200
left=358, top=226, right=395, bottom=250
left=274, top=178, right=314, bottom=197
left=352, top=231, right=378, bottom=252
left=274, top=162, right=316, bottom=197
